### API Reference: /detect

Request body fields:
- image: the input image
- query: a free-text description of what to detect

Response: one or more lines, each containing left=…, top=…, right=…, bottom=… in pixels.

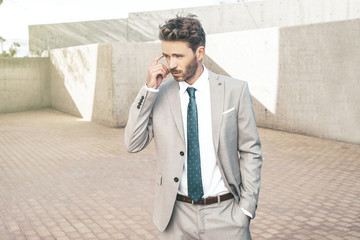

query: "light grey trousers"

left=159, top=198, right=251, bottom=240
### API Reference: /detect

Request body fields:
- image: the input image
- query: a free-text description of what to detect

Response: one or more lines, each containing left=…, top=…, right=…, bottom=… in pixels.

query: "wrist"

left=144, top=83, right=159, bottom=93
left=146, top=81, right=158, bottom=89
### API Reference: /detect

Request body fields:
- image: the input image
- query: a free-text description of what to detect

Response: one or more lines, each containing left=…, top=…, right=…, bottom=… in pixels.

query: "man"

left=125, top=14, right=262, bottom=239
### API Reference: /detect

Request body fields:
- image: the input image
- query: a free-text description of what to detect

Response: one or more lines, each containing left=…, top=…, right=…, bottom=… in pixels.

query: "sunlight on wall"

left=51, top=45, right=98, bottom=120
left=206, top=28, right=279, bottom=113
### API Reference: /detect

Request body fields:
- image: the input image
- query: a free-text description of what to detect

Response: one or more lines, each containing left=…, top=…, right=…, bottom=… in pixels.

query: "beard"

left=171, top=57, right=198, bottom=82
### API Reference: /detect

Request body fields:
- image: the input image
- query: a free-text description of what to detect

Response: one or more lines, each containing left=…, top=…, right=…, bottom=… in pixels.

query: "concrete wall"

left=47, top=41, right=161, bottom=128
left=274, top=19, right=360, bottom=144
left=29, top=0, right=360, bottom=55
left=49, top=43, right=115, bottom=127
left=206, top=19, right=360, bottom=144
left=112, top=41, right=164, bottom=127
left=206, top=27, right=279, bottom=115
left=0, top=58, right=50, bottom=113
left=29, top=19, right=128, bottom=56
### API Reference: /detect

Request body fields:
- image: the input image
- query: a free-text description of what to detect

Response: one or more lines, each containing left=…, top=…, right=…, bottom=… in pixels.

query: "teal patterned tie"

left=186, top=87, right=204, bottom=203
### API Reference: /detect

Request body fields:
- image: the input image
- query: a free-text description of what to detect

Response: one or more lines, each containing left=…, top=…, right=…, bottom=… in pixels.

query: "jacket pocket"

left=222, top=107, right=235, bottom=115
left=222, top=109, right=236, bottom=121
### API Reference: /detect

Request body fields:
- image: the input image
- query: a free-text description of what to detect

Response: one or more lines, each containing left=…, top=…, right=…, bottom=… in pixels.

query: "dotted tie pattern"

left=186, top=87, right=204, bottom=203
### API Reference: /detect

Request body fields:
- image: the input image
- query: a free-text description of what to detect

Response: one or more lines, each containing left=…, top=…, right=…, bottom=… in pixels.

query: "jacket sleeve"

left=237, top=82, right=263, bottom=218
left=124, top=85, right=159, bottom=153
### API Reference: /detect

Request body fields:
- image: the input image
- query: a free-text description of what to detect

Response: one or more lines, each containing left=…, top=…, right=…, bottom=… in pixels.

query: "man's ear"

left=196, top=46, right=205, bottom=61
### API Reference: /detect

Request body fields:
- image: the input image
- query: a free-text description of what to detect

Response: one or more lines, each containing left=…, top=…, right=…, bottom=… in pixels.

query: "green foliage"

left=0, top=36, right=5, bottom=53
left=0, top=51, right=10, bottom=57
left=0, top=38, right=21, bottom=57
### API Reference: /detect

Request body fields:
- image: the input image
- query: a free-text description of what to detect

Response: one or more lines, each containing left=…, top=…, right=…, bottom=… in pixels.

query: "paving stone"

left=0, top=109, right=359, bottom=239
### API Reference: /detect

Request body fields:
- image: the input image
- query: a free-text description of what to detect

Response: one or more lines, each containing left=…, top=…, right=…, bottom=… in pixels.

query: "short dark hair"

left=159, top=14, right=206, bottom=52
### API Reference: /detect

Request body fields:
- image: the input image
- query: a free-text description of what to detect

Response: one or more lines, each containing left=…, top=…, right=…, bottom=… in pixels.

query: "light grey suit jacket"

left=125, top=71, right=263, bottom=232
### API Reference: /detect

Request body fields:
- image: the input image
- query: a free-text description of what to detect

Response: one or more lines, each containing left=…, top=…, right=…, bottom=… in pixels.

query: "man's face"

left=162, top=41, right=199, bottom=83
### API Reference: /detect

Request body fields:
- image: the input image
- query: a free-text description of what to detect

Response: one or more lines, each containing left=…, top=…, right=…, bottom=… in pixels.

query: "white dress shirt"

left=177, top=67, right=229, bottom=198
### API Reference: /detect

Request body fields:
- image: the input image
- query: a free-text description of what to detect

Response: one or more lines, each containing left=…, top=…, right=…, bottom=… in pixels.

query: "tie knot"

left=186, top=87, right=196, bottom=98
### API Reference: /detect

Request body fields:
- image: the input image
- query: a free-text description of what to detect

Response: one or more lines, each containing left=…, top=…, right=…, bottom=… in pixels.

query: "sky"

left=0, top=0, right=239, bottom=40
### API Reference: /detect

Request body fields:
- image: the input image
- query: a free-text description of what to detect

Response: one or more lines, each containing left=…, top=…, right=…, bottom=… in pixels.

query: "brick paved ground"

left=0, top=109, right=359, bottom=240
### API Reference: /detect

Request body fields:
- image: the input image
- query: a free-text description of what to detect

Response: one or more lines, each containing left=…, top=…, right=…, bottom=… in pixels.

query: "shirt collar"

left=179, top=65, right=209, bottom=95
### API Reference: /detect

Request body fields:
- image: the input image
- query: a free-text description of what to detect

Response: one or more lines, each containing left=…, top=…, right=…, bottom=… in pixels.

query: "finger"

left=151, top=54, right=164, bottom=66
left=159, top=68, right=168, bottom=78
left=151, top=68, right=167, bottom=79
left=156, top=64, right=170, bottom=77
left=161, top=64, right=170, bottom=76
left=159, top=66, right=170, bottom=78
left=150, top=63, right=168, bottom=74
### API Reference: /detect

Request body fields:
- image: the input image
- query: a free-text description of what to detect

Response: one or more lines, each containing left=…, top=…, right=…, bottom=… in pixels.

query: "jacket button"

left=174, top=177, right=179, bottom=182
left=137, top=105, right=140, bottom=109
left=180, top=151, right=184, bottom=156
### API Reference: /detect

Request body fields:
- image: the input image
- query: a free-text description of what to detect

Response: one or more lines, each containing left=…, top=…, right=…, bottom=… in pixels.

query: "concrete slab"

left=29, top=19, right=128, bottom=56
left=0, top=58, right=50, bottom=113
left=49, top=43, right=115, bottom=127
left=0, top=109, right=359, bottom=239
left=206, top=19, right=360, bottom=144
left=29, top=0, right=360, bottom=55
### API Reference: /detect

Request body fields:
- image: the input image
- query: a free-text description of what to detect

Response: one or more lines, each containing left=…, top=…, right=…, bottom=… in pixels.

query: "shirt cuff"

left=241, top=208, right=253, bottom=219
left=144, top=83, right=159, bottom=92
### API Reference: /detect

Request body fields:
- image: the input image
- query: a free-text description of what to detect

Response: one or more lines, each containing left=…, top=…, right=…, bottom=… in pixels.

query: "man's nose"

left=169, top=58, right=177, bottom=69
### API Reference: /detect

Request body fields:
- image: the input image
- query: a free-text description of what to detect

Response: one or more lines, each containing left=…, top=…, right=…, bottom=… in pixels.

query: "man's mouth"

left=171, top=70, right=182, bottom=75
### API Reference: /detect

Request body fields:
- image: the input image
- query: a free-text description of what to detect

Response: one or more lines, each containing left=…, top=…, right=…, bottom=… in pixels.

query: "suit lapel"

left=165, top=79, right=185, bottom=142
left=209, top=71, right=224, bottom=153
